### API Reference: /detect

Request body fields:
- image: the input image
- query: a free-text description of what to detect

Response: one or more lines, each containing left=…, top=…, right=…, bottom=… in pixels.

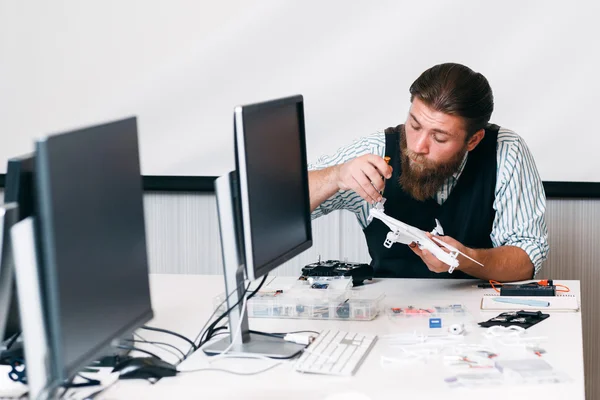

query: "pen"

left=493, top=297, right=550, bottom=307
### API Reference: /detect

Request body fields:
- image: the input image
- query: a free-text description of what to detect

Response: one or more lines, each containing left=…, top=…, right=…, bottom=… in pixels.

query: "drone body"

left=367, top=204, right=483, bottom=273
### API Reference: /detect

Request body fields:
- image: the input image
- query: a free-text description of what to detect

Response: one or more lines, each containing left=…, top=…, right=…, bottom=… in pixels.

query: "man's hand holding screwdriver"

left=335, top=154, right=393, bottom=204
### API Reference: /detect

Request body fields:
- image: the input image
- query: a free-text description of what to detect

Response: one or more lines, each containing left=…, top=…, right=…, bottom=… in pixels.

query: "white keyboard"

left=294, top=329, right=377, bottom=376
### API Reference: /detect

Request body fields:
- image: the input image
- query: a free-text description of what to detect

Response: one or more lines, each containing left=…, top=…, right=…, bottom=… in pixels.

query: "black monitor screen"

left=237, top=95, right=312, bottom=278
left=35, top=117, right=153, bottom=380
left=5, top=154, right=35, bottom=221
left=1, top=154, right=35, bottom=341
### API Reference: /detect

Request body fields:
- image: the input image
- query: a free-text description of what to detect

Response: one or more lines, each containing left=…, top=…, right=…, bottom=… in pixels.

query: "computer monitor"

left=5, top=154, right=36, bottom=222
left=0, top=203, right=19, bottom=345
left=32, top=116, right=154, bottom=387
left=204, top=94, right=312, bottom=358
left=0, top=154, right=35, bottom=344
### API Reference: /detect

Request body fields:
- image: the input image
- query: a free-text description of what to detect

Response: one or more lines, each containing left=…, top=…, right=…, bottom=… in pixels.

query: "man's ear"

left=466, top=129, right=485, bottom=151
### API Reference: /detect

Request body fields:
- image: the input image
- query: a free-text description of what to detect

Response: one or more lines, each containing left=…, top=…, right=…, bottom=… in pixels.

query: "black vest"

left=363, top=124, right=499, bottom=279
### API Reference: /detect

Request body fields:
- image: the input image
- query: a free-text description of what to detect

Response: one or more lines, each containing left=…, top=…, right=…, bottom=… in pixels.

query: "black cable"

left=217, top=273, right=267, bottom=332
left=249, top=330, right=284, bottom=338
left=141, top=326, right=197, bottom=351
left=5, top=331, right=21, bottom=350
left=201, top=274, right=269, bottom=346
left=187, top=281, right=252, bottom=358
left=116, top=345, right=161, bottom=360
left=59, top=375, right=76, bottom=399
left=126, top=338, right=186, bottom=362
left=210, top=326, right=228, bottom=335
left=246, top=274, right=269, bottom=300
left=61, top=374, right=101, bottom=390
left=77, top=374, right=101, bottom=383
left=203, top=289, right=253, bottom=345
left=199, top=282, right=253, bottom=347
left=198, top=324, right=228, bottom=349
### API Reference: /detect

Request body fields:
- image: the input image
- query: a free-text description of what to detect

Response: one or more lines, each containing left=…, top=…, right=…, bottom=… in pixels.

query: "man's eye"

left=433, top=134, right=447, bottom=144
left=411, top=125, right=420, bottom=131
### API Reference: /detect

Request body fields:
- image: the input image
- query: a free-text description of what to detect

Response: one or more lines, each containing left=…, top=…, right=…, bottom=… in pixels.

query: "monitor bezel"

left=233, top=94, right=313, bottom=281
left=0, top=203, right=19, bottom=343
left=34, top=117, right=154, bottom=382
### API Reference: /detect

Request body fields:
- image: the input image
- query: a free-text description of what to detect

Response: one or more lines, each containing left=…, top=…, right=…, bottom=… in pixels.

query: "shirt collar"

left=452, top=152, right=469, bottom=180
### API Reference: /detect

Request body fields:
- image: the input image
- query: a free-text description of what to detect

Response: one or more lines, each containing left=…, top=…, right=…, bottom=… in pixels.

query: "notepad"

left=480, top=294, right=579, bottom=312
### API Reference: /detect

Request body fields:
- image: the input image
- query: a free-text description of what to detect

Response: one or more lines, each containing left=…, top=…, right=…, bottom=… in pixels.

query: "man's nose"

left=413, top=134, right=429, bottom=154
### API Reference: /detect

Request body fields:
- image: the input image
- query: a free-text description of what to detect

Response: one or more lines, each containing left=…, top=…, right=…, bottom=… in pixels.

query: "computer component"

left=301, top=259, right=374, bottom=286
left=0, top=204, right=19, bottom=345
left=500, top=282, right=556, bottom=296
left=202, top=95, right=312, bottom=359
left=12, top=116, right=154, bottom=398
left=478, top=310, right=550, bottom=329
left=294, top=329, right=377, bottom=376
left=0, top=153, right=35, bottom=346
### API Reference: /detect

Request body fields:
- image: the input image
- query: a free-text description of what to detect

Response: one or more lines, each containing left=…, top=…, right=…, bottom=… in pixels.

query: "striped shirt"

left=309, top=128, right=549, bottom=276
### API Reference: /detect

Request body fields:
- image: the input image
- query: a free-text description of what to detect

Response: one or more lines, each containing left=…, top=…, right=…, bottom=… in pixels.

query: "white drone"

left=367, top=201, right=483, bottom=273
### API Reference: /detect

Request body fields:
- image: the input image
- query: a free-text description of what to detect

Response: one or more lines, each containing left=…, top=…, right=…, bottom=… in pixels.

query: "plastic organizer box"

left=214, top=276, right=384, bottom=321
left=386, top=303, right=473, bottom=334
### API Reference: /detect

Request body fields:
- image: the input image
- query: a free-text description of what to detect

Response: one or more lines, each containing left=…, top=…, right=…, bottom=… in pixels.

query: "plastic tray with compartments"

left=214, top=276, right=384, bottom=321
left=385, top=303, right=474, bottom=334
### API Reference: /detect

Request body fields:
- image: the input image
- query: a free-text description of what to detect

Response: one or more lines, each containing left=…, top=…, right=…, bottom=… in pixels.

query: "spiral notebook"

left=480, top=293, right=579, bottom=312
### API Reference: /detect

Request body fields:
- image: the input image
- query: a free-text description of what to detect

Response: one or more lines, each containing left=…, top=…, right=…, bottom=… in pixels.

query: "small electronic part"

left=500, top=282, right=556, bottom=296
left=479, top=310, right=549, bottom=329
left=310, top=282, right=329, bottom=289
left=429, top=318, right=442, bottom=328
left=449, top=323, right=464, bottom=335
left=443, top=353, right=495, bottom=369
left=336, top=299, right=351, bottom=318
left=390, top=306, right=435, bottom=314
left=301, top=258, right=374, bottom=286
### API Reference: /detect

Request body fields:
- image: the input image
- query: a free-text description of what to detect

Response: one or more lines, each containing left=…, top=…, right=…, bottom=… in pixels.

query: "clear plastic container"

left=386, top=303, right=472, bottom=334
left=214, top=277, right=384, bottom=321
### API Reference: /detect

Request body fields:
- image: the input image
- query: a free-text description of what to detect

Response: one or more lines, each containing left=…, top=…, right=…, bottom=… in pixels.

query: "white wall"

left=1, top=1, right=599, bottom=182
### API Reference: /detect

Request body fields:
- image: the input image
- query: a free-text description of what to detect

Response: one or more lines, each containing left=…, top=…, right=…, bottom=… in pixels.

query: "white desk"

left=97, top=274, right=585, bottom=400
left=2, top=274, right=584, bottom=399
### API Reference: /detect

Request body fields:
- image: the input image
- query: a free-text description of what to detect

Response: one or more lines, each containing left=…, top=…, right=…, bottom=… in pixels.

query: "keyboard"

left=294, top=329, right=377, bottom=376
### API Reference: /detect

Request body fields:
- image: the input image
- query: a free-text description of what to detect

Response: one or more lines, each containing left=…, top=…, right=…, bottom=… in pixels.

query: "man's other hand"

left=408, top=233, right=470, bottom=274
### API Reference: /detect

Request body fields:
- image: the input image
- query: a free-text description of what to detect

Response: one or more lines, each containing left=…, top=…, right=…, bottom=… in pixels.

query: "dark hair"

left=409, top=63, right=494, bottom=138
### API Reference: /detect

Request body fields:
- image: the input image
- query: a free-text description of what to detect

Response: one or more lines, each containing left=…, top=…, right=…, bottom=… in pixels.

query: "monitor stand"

left=202, top=172, right=305, bottom=358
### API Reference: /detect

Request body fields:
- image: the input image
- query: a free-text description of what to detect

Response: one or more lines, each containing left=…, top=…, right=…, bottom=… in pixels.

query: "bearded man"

left=308, top=63, right=548, bottom=281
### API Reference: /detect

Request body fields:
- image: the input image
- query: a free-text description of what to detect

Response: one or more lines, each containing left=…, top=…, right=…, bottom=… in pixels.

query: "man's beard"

left=398, top=128, right=467, bottom=202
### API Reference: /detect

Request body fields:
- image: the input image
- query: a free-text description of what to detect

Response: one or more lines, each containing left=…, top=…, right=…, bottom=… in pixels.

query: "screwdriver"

left=373, top=156, right=391, bottom=209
